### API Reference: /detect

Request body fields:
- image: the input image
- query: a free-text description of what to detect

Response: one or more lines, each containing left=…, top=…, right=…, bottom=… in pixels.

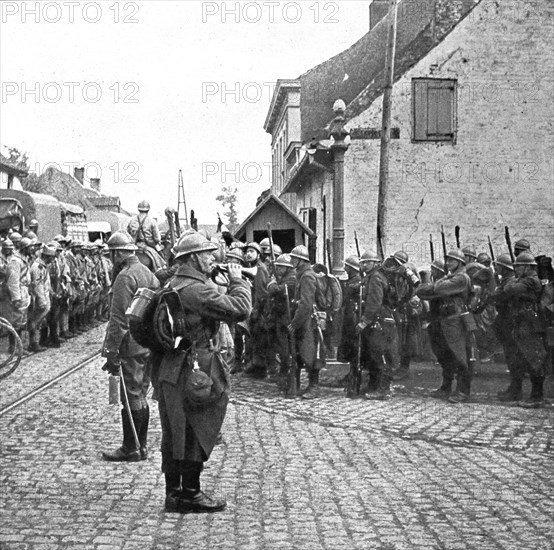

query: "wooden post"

left=329, top=99, right=350, bottom=278
left=376, top=0, right=398, bottom=255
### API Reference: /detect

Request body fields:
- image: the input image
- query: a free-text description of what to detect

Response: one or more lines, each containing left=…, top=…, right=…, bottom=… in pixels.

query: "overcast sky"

left=1, top=1, right=371, bottom=224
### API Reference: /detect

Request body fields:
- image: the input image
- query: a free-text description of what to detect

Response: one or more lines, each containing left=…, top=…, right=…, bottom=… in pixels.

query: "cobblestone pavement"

left=0, top=335, right=553, bottom=550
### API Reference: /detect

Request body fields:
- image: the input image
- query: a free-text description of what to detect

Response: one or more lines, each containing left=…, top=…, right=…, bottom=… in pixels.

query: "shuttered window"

left=412, top=78, right=456, bottom=142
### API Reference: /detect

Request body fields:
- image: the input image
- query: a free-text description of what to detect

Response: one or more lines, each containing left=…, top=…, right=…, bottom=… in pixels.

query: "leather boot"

left=102, top=409, right=141, bottom=462
left=520, top=376, right=545, bottom=408
left=497, top=378, right=523, bottom=402
left=448, top=373, right=470, bottom=403
left=302, top=369, right=320, bottom=400
left=178, top=462, right=226, bottom=513
left=27, top=330, right=46, bottom=353
left=365, top=373, right=392, bottom=400
left=164, top=472, right=183, bottom=512
left=39, top=327, right=49, bottom=347
left=138, top=406, right=149, bottom=460
left=430, top=378, right=453, bottom=399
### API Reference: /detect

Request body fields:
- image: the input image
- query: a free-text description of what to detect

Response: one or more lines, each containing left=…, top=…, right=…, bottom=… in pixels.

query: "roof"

left=291, top=0, right=478, bottom=142
left=264, top=79, right=301, bottom=134
left=0, top=153, right=28, bottom=176
left=34, top=167, right=95, bottom=210
left=233, top=193, right=315, bottom=239
left=88, top=196, right=121, bottom=208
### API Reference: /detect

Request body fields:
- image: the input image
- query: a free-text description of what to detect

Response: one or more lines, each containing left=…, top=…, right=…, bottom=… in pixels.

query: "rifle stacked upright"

left=346, top=284, right=363, bottom=398
left=284, top=284, right=298, bottom=398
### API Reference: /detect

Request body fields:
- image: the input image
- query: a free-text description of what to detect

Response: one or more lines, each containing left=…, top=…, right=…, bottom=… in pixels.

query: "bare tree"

left=216, top=186, right=239, bottom=226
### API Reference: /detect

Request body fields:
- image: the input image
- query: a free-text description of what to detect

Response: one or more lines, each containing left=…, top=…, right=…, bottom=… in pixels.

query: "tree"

left=4, top=146, right=30, bottom=172
left=216, top=186, right=239, bottom=226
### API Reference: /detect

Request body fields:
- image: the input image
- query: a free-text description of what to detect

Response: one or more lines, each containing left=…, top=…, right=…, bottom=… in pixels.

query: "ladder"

left=177, top=169, right=188, bottom=230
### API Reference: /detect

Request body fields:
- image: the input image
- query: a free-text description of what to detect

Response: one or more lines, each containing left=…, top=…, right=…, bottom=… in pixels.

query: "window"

left=412, top=78, right=456, bottom=142
left=7, top=174, right=14, bottom=189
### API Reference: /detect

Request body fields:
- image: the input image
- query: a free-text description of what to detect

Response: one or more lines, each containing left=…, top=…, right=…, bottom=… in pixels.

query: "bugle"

left=210, top=263, right=258, bottom=285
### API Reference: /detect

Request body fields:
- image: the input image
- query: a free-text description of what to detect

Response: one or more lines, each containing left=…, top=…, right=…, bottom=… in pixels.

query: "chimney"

left=90, top=178, right=101, bottom=192
left=74, top=167, right=84, bottom=185
left=369, top=0, right=389, bottom=31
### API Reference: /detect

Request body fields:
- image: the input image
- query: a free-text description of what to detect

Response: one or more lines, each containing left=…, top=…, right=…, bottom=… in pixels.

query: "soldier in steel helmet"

left=288, top=244, right=322, bottom=399
left=127, top=200, right=162, bottom=250
left=489, top=254, right=520, bottom=401
left=503, top=252, right=547, bottom=407
left=101, top=231, right=160, bottom=462
left=243, top=242, right=271, bottom=378
left=513, top=238, right=531, bottom=257
left=417, top=249, right=474, bottom=403
left=155, top=231, right=251, bottom=513
left=266, top=253, right=297, bottom=390
left=337, top=255, right=362, bottom=379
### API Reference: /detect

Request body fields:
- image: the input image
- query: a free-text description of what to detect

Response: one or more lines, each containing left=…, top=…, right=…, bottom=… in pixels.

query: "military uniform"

left=28, top=256, right=51, bottom=351
left=337, top=272, right=361, bottom=364
left=102, top=246, right=160, bottom=461
left=127, top=214, right=161, bottom=249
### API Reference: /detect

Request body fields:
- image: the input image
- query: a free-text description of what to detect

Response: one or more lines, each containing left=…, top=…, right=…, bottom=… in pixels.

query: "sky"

left=0, top=0, right=371, bottom=225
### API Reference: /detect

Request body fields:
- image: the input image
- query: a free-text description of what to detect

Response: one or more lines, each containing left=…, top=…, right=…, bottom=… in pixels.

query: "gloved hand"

left=102, top=358, right=121, bottom=376
left=355, top=320, right=368, bottom=334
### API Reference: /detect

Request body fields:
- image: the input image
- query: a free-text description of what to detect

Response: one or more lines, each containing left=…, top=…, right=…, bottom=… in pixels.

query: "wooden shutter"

left=413, top=79, right=456, bottom=141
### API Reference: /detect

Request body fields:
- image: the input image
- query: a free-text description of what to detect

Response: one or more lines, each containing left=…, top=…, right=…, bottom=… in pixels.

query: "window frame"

left=412, top=77, right=457, bottom=144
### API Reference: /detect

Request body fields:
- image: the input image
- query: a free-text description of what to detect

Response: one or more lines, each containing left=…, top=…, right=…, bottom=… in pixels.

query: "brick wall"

left=341, top=0, right=554, bottom=265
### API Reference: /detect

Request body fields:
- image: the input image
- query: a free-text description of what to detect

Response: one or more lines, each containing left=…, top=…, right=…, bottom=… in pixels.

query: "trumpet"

left=211, top=263, right=258, bottom=285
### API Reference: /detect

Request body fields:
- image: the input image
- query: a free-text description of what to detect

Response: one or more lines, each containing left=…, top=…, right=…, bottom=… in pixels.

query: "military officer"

left=127, top=200, right=161, bottom=249
left=155, top=232, right=251, bottom=513
left=101, top=231, right=160, bottom=462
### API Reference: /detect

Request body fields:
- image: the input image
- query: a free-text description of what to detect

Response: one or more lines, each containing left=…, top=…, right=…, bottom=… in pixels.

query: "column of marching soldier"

left=225, top=238, right=553, bottom=408
left=0, top=223, right=113, bottom=353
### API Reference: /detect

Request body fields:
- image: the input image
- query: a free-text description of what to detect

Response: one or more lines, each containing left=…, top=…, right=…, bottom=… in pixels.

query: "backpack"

left=314, top=271, right=343, bottom=312
left=127, top=284, right=188, bottom=354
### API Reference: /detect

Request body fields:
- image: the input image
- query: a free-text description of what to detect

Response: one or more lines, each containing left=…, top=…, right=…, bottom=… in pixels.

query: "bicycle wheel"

left=0, top=317, right=22, bottom=380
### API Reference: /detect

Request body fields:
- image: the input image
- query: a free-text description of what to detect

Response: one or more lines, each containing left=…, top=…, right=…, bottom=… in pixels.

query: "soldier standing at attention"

left=101, top=231, right=160, bottom=462
left=156, top=232, right=251, bottom=513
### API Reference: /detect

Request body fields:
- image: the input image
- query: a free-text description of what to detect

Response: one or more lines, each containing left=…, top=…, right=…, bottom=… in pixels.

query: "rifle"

left=326, top=238, right=332, bottom=271
left=346, top=285, right=363, bottom=398
left=429, top=234, right=435, bottom=262
left=505, top=226, right=515, bottom=263
left=377, top=225, right=385, bottom=260
left=455, top=226, right=461, bottom=249
left=267, top=222, right=276, bottom=273
left=488, top=236, right=500, bottom=284
left=440, top=225, right=448, bottom=271
left=354, top=231, right=361, bottom=258
left=284, top=284, right=297, bottom=398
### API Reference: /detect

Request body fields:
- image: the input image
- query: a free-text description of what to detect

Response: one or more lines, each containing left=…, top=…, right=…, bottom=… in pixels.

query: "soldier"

left=4, top=236, right=31, bottom=340
left=42, top=240, right=64, bottom=348
left=503, top=253, right=547, bottom=408
left=417, top=249, right=473, bottom=403
left=243, top=242, right=270, bottom=378
left=266, top=253, right=297, bottom=390
left=28, top=245, right=55, bottom=352
left=22, top=219, right=39, bottom=239
left=288, top=245, right=321, bottom=399
left=225, top=247, right=247, bottom=374
left=0, top=240, right=24, bottom=353
left=489, top=254, right=519, bottom=401
left=127, top=200, right=161, bottom=250
left=155, top=232, right=251, bottom=513
left=101, top=231, right=160, bottom=462
left=462, top=246, right=478, bottom=265
left=338, top=256, right=362, bottom=364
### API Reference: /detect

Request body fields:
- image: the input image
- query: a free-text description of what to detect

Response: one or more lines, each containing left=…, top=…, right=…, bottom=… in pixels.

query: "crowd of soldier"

left=0, top=221, right=112, bottom=353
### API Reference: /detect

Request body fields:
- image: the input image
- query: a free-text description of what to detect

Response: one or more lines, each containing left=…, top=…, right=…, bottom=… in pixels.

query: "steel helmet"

left=25, top=231, right=37, bottom=241
left=173, top=233, right=218, bottom=260
left=226, top=248, right=244, bottom=263
left=94, top=239, right=104, bottom=247
left=19, top=237, right=32, bottom=250
left=514, top=238, right=531, bottom=252
left=360, top=251, right=380, bottom=263
left=70, top=240, right=83, bottom=249
left=431, top=259, right=446, bottom=273
left=392, top=250, right=409, bottom=264
left=49, top=241, right=62, bottom=251
left=494, top=253, right=514, bottom=270
left=230, top=241, right=246, bottom=250
left=29, top=219, right=39, bottom=228
left=2, top=238, right=14, bottom=249
left=290, top=245, right=310, bottom=262
left=53, top=234, right=65, bottom=242
left=41, top=245, right=57, bottom=257
left=246, top=242, right=262, bottom=255
left=476, top=252, right=491, bottom=266
left=344, top=255, right=360, bottom=270
left=446, top=248, right=466, bottom=264
left=9, top=232, right=22, bottom=243
left=107, top=231, right=138, bottom=251
left=513, top=252, right=537, bottom=266
left=137, top=200, right=150, bottom=212
left=275, top=253, right=293, bottom=268
left=462, top=246, right=477, bottom=260
left=273, top=244, right=283, bottom=256
left=259, top=238, right=271, bottom=252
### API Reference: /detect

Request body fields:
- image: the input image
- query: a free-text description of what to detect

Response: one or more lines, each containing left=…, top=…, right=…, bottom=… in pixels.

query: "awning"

left=60, top=201, right=84, bottom=215
left=87, top=221, right=111, bottom=233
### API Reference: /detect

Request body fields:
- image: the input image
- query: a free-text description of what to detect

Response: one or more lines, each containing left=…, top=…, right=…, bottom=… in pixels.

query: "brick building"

left=262, top=0, right=553, bottom=270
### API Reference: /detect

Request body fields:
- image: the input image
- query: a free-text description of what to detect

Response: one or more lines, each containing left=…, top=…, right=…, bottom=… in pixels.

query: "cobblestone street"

left=1, top=326, right=553, bottom=550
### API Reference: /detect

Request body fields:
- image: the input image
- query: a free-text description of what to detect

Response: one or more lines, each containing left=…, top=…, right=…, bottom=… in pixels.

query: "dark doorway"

left=307, top=208, right=317, bottom=264
left=253, top=229, right=296, bottom=253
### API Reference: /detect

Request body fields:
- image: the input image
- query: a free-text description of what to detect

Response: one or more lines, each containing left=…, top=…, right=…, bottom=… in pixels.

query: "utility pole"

left=376, top=0, right=398, bottom=255
left=177, top=169, right=188, bottom=229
